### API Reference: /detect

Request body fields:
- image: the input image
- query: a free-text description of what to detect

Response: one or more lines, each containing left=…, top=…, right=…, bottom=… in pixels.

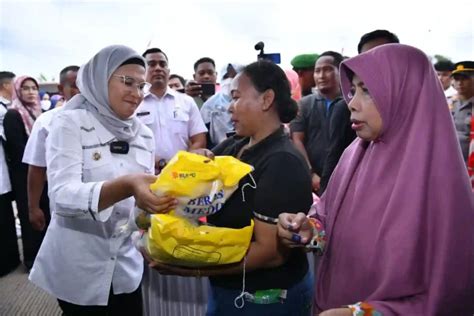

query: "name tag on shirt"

left=110, top=141, right=129, bottom=154
left=136, top=111, right=150, bottom=117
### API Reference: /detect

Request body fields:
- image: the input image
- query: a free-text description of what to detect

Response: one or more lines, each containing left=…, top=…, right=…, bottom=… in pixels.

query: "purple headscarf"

left=314, top=44, right=474, bottom=314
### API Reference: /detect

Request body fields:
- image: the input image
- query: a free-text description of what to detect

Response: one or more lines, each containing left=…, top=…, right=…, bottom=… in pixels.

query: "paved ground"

left=0, top=263, right=61, bottom=316
left=0, top=213, right=61, bottom=316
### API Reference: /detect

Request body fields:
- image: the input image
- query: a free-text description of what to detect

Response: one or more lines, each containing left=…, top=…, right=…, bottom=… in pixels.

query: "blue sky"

left=1, top=0, right=473, bottom=82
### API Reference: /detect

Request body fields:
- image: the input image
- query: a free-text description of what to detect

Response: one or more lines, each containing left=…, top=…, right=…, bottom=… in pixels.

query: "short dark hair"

left=59, top=66, right=79, bottom=84
left=194, top=57, right=215, bottom=72
left=169, top=74, right=186, bottom=86
left=142, top=48, right=168, bottom=61
left=434, top=60, right=455, bottom=72
left=318, top=51, right=344, bottom=68
left=357, top=30, right=400, bottom=53
left=0, top=71, right=15, bottom=87
left=243, top=60, right=298, bottom=123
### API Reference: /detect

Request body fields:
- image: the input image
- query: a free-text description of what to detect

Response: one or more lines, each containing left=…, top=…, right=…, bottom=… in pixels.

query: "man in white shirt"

left=0, top=71, right=14, bottom=108
left=136, top=48, right=209, bottom=316
left=22, top=66, right=80, bottom=232
left=0, top=71, right=21, bottom=276
left=434, top=60, right=457, bottom=108
left=136, top=48, right=207, bottom=173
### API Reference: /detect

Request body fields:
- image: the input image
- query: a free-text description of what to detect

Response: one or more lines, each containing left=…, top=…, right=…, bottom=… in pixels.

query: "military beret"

left=291, top=54, right=319, bottom=70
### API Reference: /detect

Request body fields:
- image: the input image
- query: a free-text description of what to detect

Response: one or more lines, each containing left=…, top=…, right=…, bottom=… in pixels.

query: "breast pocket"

left=139, top=113, right=154, bottom=125
left=137, top=112, right=155, bottom=131
left=171, top=110, right=190, bottom=137
left=82, top=147, right=115, bottom=182
left=135, top=150, right=153, bottom=174
left=171, top=119, right=188, bottom=137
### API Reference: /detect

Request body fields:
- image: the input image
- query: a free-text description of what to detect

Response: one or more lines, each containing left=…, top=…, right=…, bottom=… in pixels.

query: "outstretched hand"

left=189, top=148, right=215, bottom=159
left=131, top=174, right=177, bottom=214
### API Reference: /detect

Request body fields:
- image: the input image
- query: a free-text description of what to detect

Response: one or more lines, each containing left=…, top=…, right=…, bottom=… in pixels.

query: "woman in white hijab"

left=200, top=63, right=243, bottom=148
left=29, top=45, right=176, bottom=315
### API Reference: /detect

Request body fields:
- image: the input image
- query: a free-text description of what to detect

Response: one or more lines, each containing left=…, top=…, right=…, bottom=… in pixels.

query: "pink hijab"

left=284, top=69, right=302, bottom=101
left=10, top=76, right=41, bottom=136
left=314, top=44, right=474, bottom=315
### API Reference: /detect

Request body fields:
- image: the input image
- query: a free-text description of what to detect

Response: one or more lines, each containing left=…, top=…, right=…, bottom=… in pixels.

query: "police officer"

left=451, top=61, right=474, bottom=163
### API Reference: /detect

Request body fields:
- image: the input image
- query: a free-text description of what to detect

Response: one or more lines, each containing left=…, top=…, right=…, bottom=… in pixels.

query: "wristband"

left=305, top=217, right=326, bottom=255
left=347, top=302, right=382, bottom=316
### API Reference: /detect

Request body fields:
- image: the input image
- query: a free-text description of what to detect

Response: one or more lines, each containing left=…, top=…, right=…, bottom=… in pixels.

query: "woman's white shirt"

left=29, top=109, right=154, bottom=305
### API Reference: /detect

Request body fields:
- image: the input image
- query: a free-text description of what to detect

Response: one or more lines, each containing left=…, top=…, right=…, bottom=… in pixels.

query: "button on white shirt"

left=29, top=109, right=155, bottom=306
left=136, top=88, right=207, bottom=161
left=0, top=103, right=11, bottom=194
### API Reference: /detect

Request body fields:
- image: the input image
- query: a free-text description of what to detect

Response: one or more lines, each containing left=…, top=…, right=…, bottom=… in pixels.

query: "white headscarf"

left=202, top=62, right=244, bottom=145
left=219, top=63, right=244, bottom=96
left=65, top=45, right=145, bottom=141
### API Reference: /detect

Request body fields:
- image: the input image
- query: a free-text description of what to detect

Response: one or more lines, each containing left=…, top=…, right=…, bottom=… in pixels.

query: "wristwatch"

left=158, top=158, right=167, bottom=170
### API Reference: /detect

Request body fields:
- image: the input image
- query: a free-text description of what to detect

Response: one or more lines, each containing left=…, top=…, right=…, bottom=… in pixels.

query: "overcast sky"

left=1, top=0, right=473, bottom=82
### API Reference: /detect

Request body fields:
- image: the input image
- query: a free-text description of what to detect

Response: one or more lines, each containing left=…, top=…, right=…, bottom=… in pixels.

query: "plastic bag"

left=139, top=213, right=254, bottom=267
left=135, top=151, right=255, bottom=266
left=149, top=150, right=253, bottom=219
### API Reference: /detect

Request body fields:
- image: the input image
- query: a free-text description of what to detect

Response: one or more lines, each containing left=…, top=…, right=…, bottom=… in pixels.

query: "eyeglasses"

left=112, top=75, right=151, bottom=94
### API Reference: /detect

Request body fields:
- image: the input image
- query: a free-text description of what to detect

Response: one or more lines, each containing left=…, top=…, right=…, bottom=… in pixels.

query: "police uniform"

left=451, top=61, right=474, bottom=162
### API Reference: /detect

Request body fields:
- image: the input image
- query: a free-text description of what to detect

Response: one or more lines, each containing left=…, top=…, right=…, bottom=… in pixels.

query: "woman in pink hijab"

left=285, top=69, right=302, bottom=101
left=278, top=44, right=474, bottom=315
left=3, top=76, right=44, bottom=270
left=8, top=76, right=42, bottom=135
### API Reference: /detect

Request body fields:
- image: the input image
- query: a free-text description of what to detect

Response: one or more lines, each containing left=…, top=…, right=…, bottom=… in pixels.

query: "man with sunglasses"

left=136, top=48, right=207, bottom=174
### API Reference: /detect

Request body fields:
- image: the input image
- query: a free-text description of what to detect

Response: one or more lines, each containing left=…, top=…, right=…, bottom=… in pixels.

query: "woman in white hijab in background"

left=201, top=63, right=243, bottom=148
left=29, top=45, right=176, bottom=316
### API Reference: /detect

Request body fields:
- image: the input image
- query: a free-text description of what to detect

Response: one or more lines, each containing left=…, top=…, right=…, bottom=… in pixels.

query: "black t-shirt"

left=208, top=127, right=313, bottom=291
left=290, top=94, right=342, bottom=176
left=320, top=99, right=356, bottom=192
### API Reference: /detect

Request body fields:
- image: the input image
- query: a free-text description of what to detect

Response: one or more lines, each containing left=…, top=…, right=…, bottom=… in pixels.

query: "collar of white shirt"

left=0, top=96, right=10, bottom=107
left=90, top=113, right=116, bottom=144
left=143, top=87, right=177, bottom=101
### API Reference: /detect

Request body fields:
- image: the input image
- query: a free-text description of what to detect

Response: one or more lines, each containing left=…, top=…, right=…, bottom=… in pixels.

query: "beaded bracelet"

left=304, top=217, right=326, bottom=255
left=347, top=302, right=382, bottom=316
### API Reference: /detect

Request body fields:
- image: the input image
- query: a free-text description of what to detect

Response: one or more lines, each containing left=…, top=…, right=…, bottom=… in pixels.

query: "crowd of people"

left=0, top=29, right=473, bottom=316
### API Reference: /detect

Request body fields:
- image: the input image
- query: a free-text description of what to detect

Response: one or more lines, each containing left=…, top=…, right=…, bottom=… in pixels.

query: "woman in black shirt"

left=150, top=61, right=314, bottom=315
